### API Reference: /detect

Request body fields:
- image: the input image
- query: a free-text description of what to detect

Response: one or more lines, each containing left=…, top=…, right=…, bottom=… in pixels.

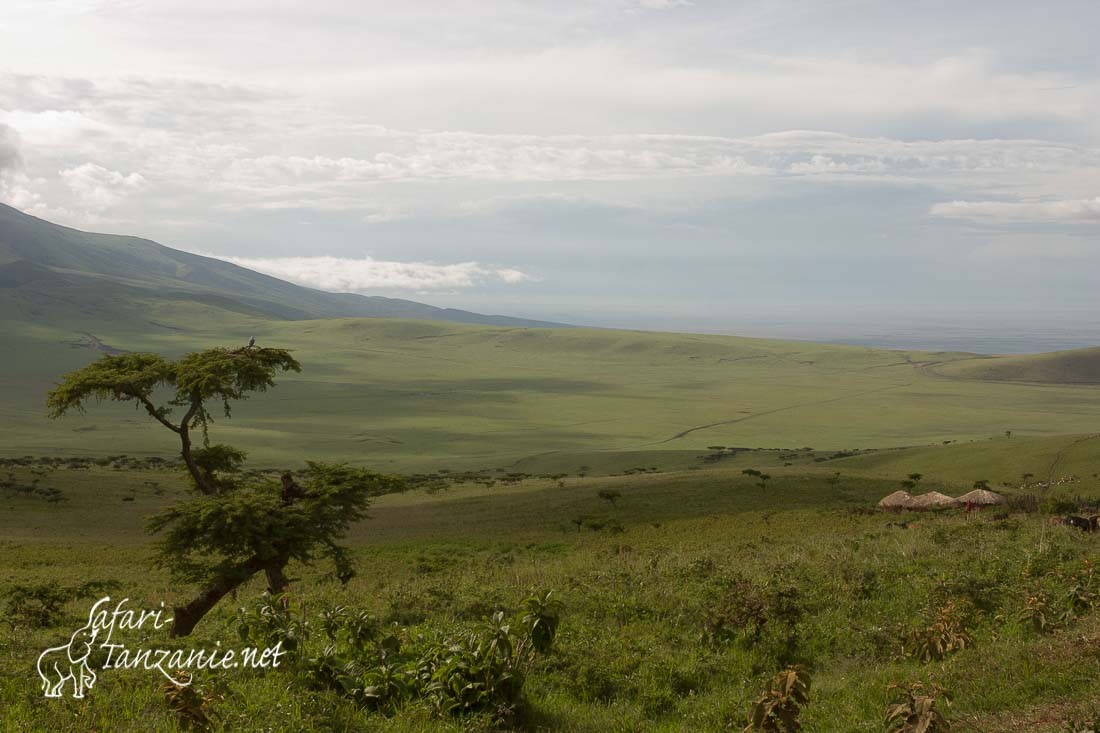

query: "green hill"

left=0, top=203, right=565, bottom=326
left=932, top=347, right=1100, bottom=385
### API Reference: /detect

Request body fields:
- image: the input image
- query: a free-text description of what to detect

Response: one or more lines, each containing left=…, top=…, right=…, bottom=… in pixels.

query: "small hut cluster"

left=878, top=488, right=1005, bottom=512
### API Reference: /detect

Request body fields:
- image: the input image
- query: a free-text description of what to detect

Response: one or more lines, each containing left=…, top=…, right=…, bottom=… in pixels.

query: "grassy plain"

left=5, top=306, right=1100, bottom=472
left=3, top=435, right=1100, bottom=731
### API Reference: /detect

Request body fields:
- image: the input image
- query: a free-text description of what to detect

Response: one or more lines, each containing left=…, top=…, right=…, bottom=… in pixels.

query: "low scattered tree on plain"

left=598, top=489, right=622, bottom=506
left=743, top=469, right=771, bottom=491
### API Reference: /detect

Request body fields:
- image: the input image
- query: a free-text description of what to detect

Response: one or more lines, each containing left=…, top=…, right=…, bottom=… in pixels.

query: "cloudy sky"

left=1, top=1, right=1098, bottom=341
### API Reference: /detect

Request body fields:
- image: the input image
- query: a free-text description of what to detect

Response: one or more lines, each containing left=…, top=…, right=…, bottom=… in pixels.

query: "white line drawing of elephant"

left=37, top=622, right=99, bottom=698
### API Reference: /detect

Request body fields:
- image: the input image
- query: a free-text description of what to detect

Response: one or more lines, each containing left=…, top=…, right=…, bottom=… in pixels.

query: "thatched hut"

left=956, top=489, right=1005, bottom=507
left=910, top=491, right=961, bottom=510
left=878, top=490, right=914, bottom=511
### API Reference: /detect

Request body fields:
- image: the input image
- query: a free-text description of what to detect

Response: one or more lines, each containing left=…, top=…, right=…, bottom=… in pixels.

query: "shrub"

left=162, top=671, right=226, bottom=732
left=2, top=580, right=119, bottom=628
left=702, top=576, right=768, bottom=646
left=744, top=665, right=811, bottom=732
left=298, top=590, right=561, bottom=725
left=885, top=682, right=950, bottom=733
left=236, top=592, right=310, bottom=655
left=704, top=576, right=808, bottom=666
left=1044, top=497, right=1078, bottom=515
left=907, top=601, right=972, bottom=662
left=516, top=590, right=563, bottom=654
left=1019, top=592, right=1060, bottom=635
left=1059, top=560, right=1098, bottom=625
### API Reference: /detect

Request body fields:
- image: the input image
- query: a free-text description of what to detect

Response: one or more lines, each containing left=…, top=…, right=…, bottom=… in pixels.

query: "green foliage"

left=148, top=462, right=397, bottom=585
left=703, top=575, right=808, bottom=667
left=742, top=468, right=772, bottom=490
left=703, top=575, right=769, bottom=647
left=906, top=601, right=973, bottom=662
left=297, top=591, right=561, bottom=724
left=2, top=580, right=119, bottom=628
left=173, top=347, right=302, bottom=427
left=46, top=352, right=177, bottom=419
left=885, top=682, right=951, bottom=733
left=745, top=665, right=811, bottom=732
left=191, top=444, right=247, bottom=482
left=236, top=592, right=310, bottom=654
left=1019, top=592, right=1060, bottom=635
left=1045, top=497, right=1079, bottom=515
left=47, top=346, right=300, bottom=494
left=1061, top=566, right=1099, bottom=623
left=516, top=590, right=563, bottom=654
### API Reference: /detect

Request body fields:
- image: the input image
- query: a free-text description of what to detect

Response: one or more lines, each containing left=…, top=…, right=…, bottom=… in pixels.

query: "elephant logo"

left=37, top=600, right=106, bottom=699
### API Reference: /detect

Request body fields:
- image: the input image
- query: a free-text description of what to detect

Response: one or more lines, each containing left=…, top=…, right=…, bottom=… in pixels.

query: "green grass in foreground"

left=3, top=441, right=1100, bottom=731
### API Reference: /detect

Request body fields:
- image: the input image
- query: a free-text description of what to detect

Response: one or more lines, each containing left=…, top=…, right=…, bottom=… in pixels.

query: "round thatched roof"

left=878, top=490, right=914, bottom=509
left=956, top=489, right=1005, bottom=506
left=910, top=491, right=960, bottom=509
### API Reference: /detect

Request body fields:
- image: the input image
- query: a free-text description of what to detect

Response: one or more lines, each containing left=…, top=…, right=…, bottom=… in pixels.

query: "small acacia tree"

left=48, top=345, right=402, bottom=636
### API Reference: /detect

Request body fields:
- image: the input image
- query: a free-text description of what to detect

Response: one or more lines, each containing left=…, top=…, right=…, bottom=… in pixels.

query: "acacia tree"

left=47, top=345, right=401, bottom=636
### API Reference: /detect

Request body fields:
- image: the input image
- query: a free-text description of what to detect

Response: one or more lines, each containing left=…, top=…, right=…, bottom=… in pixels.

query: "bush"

left=1044, top=497, right=1079, bottom=515
left=745, top=665, right=811, bottom=732
left=907, top=601, right=973, bottom=662
left=2, top=580, right=119, bottom=628
left=297, top=590, right=562, bottom=725
left=885, top=682, right=950, bottom=733
left=163, top=671, right=226, bottom=732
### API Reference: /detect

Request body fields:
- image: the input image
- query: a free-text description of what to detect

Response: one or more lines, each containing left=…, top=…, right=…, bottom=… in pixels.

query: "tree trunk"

left=264, top=562, right=289, bottom=593
left=178, top=422, right=218, bottom=495
left=177, top=397, right=219, bottom=496
left=265, top=556, right=291, bottom=609
left=170, top=556, right=267, bottom=637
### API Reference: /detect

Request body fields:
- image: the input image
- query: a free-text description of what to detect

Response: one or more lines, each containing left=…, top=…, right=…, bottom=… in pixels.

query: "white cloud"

left=220, top=137, right=765, bottom=185
left=2, top=64, right=1099, bottom=225
left=930, top=197, right=1100, bottom=223
left=214, top=255, right=535, bottom=291
left=0, top=109, right=108, bottom=146
left=59, top=162, right=145, bottom=207
left=210, top=129, right=1099, bottom=196
left=0, top=124, right=21, bottom=171
left=363, top=205, right=407, bottom=224
left=0, top=123, right=44, bottom=212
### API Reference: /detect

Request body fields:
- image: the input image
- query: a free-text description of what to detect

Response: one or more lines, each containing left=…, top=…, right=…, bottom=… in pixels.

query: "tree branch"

left=170, top=555, right=269, bottom=637
left=134, top=393, right=180, bottom=434
left=178, top=392, right=218, bottom=495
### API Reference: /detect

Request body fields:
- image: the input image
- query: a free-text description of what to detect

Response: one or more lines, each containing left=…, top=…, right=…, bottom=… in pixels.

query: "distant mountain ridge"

left=0, top=203, right=567, bottom=327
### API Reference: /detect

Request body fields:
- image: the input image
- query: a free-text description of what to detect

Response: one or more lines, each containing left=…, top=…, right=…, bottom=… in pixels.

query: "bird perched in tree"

left=247, top=336, right=256, bottom=348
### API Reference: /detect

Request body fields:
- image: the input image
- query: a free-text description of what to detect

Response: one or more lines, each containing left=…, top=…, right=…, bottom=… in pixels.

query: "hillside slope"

left=0, top=203, right=564, bottom=327
left=932, top=347, right=1100, bottom=384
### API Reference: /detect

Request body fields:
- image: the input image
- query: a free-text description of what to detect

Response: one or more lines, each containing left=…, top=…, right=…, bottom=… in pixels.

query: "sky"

left=1, top=1, right=1099, bottom=343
